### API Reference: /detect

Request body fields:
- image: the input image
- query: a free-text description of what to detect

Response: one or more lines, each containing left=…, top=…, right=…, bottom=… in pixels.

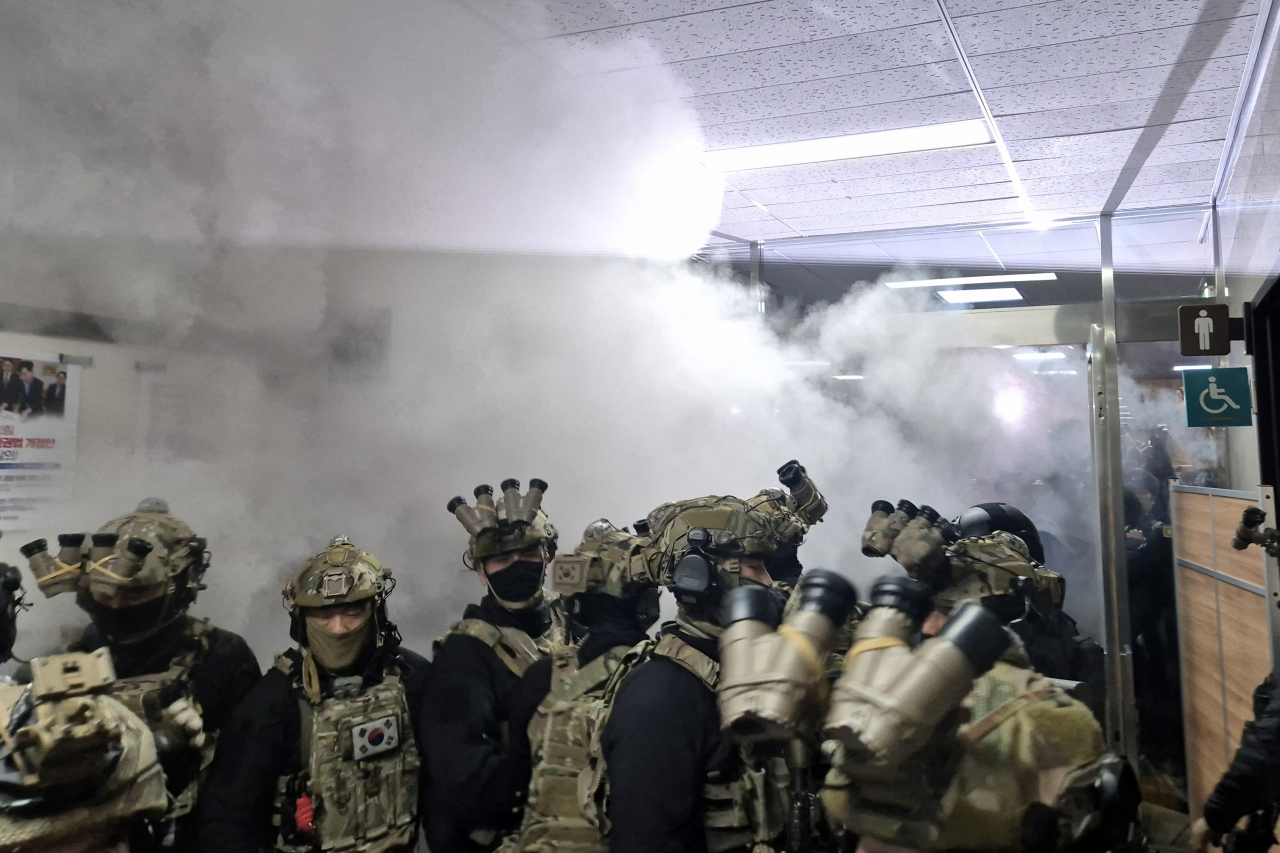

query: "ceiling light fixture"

left=1173, top=364, right=1213, bottom=371
left=701, top=119, right=993, bottom=172
left=831, top=375, right=864, bottom=380
left=937, top=288, right=1023, bottom=304
left=886, top=272, right=1058, bottom=289
left=1013, top=352, right=1067, bottom=361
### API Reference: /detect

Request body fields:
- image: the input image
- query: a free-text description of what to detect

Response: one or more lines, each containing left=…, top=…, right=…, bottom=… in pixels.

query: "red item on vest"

left=295, top=793, right=315, bottom=834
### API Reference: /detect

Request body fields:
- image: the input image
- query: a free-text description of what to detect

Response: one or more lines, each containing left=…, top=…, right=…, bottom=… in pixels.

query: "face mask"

left=486, top=560, right=545, bottom=608
left=306, top=616, right=372, bottom=674
left=82, top=591, right=171, bottom=642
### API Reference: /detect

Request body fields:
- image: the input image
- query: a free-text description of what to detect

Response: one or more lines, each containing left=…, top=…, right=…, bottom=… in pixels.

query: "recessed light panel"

left=937, top=288, right=1023, bottom=304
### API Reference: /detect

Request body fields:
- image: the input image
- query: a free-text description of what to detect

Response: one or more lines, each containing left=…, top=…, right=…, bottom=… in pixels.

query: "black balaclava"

left=486, top=560, right=545, bottom=606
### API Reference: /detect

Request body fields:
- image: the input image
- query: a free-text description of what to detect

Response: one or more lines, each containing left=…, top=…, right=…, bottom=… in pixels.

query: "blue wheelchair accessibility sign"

left=1184, top=367, right=1252, bottom=427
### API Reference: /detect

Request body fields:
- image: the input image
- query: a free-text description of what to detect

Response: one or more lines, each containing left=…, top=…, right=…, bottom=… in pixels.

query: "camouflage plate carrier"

left=434, top=600, right=569, bottom=679
left=272, top=651, right=421, bottom=853
left=0, top=651, right=168, bottom=853
left=823, top=646, right=1114, bottom=851
left=501, top=633, right=788, bottom=853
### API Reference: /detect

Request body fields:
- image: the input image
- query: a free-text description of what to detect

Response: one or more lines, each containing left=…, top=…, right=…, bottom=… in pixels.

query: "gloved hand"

left=163, top=697, right=206, bottom=750
left=1189, top=817, right=1222, bottom=853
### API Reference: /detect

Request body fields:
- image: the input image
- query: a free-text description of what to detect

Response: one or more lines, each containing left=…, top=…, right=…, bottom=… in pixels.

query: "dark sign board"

left=1178, top=303, right=1231, bottom=356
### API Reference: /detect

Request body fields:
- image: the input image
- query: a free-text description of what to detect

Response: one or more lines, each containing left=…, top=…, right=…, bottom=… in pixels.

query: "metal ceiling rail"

left=1212, top=0, right=1280, bottom=204
left=934, top=0, right=1037, bottom=221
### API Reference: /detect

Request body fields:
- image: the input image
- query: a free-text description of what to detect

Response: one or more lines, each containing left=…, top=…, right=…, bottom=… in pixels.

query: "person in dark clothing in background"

left=15, top=361, right=42, bottom=418
left=1192, top=674, right=1280, bottom=851
left=425, top=479, right=567, bottom=853
left=198, top=537, right=428, bottom=853
left=0, top=358, right=18, bottom=411
left=43, top=370, right=68, bottom=415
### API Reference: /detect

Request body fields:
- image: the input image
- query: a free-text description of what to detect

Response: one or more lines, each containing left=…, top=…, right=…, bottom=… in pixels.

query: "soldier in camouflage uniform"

left=20, top=498, right=259, bottom=851
left=424, top=479, right=569, bottom=853
left=499, top=519, right=661, bottom=853
left=197, top=537, right=429, bottom=853
left=0, top=560, right=170, bottom=853
left=600, top=491, right=795, bottom=853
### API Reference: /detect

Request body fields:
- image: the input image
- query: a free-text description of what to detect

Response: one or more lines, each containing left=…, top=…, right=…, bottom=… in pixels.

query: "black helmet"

left=955, top=503, right=1044, bottom=565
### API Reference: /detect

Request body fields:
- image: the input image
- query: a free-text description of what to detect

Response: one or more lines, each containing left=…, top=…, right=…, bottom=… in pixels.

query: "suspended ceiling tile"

left=982, top=223, right=1101, bottom=257
left=717, top=205, right=780, bottom=225
left=685, top=61, right=969, bottom=125
left=1022, top=160, right=1217, bottom=195
left=985, top=57, right=1246, bottom=115
left=1013, top=140, right=1223, bottom=178
left=948, top=0, right=1051, bottom=15
left=767, top=240, right=896, bottom=265
left=704, top=91, right=982, bottom=148
left=1022, top=189, right=1110, bottom=212
left=552, top=0, right=941, bottom=65
left=1006, top=116, right=1228, bottom=159
left=953, top=0, right=1249, bottom=56
left=742, top=163, right=1011, bottom=204
left=872, top=230, right=1008, bottom=265
left=996, top=88, right=1238, bottom=140
left=726, top=144, right=1004, bottom=189
left=788, top=197, right=1026, bottom=230
left=1122, top=179, right=1216, bottom=203
left=714, top=221, right=803, bottom=240
left=665, top=23, right=955, bottom=97
left=967, top=17, right=1255, bottom=87
left=765, top=183, right=1016, bottom=218
left=535, top=0, right=757, bottom=36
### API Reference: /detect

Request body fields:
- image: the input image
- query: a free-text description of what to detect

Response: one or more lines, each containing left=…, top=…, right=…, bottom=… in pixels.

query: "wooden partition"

left=1172, top=485, right=1273, bottom=817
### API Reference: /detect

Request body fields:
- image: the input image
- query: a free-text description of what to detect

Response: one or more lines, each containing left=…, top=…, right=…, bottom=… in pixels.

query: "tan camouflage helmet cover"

left=934, top=531, right=1066, bottom=612
left=468, top=508, right=558, bottom=564
left=84, top=498, right=201, bottom=597
left=643, top=494, right=777, bottom=584
left=282, top=536, right=391, bottom=611
left=550, top=519, right=654, bottom=597
left=746, top=488, right=811, bottom=544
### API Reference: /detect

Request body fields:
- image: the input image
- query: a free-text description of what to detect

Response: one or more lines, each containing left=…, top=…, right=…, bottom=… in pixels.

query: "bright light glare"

left=1173, top=364, right=1213, bottom=371
left=992, top=345, right=1014, bottom=349
left=937, top=288, right=1023, bottom=304
left=887, top=272, right=1057, bottom=289
left=831, top=375, right=864, bottom=380
left=994, top=388, right=1026, bottom=424
left=1035, top=370, right=1079, bottom=375
left=701, top=119, right=993, bottom=172
left=1013, top=352, right=1067, bottom=361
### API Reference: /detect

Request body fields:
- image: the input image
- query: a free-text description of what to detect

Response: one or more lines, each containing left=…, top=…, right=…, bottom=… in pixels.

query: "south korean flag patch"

left=352, top=715, right=400, bottom=760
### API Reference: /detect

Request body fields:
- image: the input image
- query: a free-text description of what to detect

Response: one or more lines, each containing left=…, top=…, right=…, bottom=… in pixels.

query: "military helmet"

left=644, top=495, right=777, bottom=615
left=550, top=519, right=653, bottom=598
left=935, top=530, right=1065, bottom=613
left=282, top=536, right=392, bottom=611
left=447, top=479, right=558, bottom=564
left=955, top=503, right=1044, bottom=565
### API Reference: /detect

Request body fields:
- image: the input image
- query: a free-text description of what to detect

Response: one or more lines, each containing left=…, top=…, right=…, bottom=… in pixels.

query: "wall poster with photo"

left=0, top=352, right=80, bottom=531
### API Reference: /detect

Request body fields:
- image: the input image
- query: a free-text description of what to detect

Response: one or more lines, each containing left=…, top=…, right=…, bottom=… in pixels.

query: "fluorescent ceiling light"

left=831, top=375, right=864, bottom=380
left=701, top=119, right=993, bottom=172
left=938, top=288, right=1023, bottom=304
left=886, top=272, right=1058, bottom=289
left=1013, top=351, right=1067, bottom=361
left=1035, top=370, right=1079, bottom=375
left=1173, top=364, right=1213, bottom=371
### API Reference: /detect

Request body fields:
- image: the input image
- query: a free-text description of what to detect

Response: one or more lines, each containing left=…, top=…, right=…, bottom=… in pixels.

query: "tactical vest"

left=101, top=617, right=216, bottom=822
left=435, top=600, right=568, bottom=678
left=0, top=652, right=169, bottom=852
left=273, top=652, right=420, bottom=853
left=501, top=633, right=786, bottom=853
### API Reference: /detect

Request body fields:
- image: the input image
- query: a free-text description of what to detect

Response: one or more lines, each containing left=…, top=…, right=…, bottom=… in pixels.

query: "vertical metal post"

left=750, top=241, right=767, bottom=314
left=1212, top=202, right=1226, bottom=300
left=1261, top=486, right=1280, bottom=670
left=1089, top=212, right=1139, bottom=763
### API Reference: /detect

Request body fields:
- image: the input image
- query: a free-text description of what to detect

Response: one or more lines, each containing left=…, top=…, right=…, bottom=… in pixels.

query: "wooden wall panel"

left=1219, top=582, right=1272, bottom=751
left=1213, top=497, right=1266, bottom=587
left=1179, top=566, right=1227, bottom=818
left=1175, top=491, right=1215, bottom=568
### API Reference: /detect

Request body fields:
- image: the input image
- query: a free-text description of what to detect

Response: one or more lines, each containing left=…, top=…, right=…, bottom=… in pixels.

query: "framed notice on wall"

left=0, top=352, right=80, bottom=531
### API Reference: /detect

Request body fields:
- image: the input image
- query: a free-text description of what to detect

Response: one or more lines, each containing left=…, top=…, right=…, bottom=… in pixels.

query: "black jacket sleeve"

left=1204, top=676, right=1280, bottom=834
left=421, top=634, right=523, bottom=852
left=507, top=656, right=553, bottom=811
left=602, top=658, right=715, bottom=853
left=196, top=668, right=297, bottom=853
left=192, top=628, right=263, bottom=734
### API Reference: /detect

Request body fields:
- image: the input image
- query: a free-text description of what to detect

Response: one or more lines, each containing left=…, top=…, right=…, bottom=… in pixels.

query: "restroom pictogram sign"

left=1179, top=303, right=1231, bottom=356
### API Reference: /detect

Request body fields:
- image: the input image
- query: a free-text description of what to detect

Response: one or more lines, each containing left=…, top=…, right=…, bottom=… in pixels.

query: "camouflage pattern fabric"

left=0, top=654, right=169, bottom=852
left=550, top=522, right=653, bottom=598
left=935, top=532, right=1065, bottom=612
left=823, top=658, right=1108, bottom=851
left=283, top=539, right=391, bottom=610
left=273, top=659, right=420, bottom=853
left=469, top=509, right=558, bottom=564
